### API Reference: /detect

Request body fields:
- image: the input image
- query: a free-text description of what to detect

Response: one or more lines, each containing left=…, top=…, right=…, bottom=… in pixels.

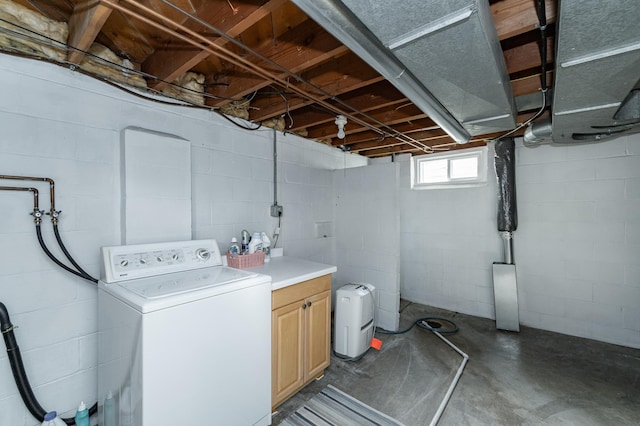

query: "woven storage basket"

left=226, top=251, right=264, bottom=269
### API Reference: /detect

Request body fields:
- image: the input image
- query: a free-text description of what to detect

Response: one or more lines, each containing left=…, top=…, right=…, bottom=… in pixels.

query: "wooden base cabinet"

left=272, top=275, right=331, bottom=409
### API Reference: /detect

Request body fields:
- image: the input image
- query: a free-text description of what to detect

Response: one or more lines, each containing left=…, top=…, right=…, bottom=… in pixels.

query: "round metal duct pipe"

left=524, top=117, right=553, bottom=144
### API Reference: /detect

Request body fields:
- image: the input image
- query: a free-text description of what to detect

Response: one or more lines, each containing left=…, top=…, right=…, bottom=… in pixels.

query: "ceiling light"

left=335, top=115, right=347, bottom=139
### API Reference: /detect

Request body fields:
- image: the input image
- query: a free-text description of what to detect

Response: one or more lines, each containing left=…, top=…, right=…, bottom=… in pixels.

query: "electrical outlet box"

left=270, top=204, right=283, bottom=217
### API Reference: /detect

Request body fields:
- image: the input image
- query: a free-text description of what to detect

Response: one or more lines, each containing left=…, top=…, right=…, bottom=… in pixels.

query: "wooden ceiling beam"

left=353, top=110, right=548, bottom=155
left=511, top=70, right=553, bottom=97
left=492, top=0, right=557, bottom=41
left=67, top=0, right=117, bottom=64
left=13, top=0, right=73, bottom=22
left=349, top=130, right=449, bottom=152
left=306, top=105, right=426, bottom=140
left=329, top=117, right=439, bottom=146
left=142, top=0, right=287, bottom=90
left=366, top=140, right=489, bottom=158
left=248, top=52, right=384, bottom=121
left=288, top=81, right=407, bottom=130
left=207, top=20, right=348, bottom=106
left=504, top=36, right=554, bottom=74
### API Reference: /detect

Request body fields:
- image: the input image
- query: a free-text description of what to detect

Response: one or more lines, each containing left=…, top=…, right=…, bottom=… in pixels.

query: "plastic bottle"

left=104, top=391, right=116, bottom=426
left=261, top=232, right=271, bottom=262
left=41, top=411, right=66, bottom=426
left=228, top=237, right=240, bottom=255
left=74, top=401, right=89, bottom=426
left=248, top=232, right=263, bottom=254
left=241, top=229, right=250, bottom=254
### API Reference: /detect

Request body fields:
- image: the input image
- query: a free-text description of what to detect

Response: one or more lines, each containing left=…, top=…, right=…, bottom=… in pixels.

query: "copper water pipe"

left=101, top=0, right=432, bottom=153
left=0, top=186, right=43, bottom=222
left=0, top=175, right=56, bottom=218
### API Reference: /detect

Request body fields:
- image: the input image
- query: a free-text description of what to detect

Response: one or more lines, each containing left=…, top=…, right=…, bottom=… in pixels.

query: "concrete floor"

left=272, top=301, right=640, bottom=425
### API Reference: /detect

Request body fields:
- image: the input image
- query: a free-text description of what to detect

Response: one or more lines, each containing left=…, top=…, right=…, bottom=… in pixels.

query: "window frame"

left=410, top=146, right=488, bottom=190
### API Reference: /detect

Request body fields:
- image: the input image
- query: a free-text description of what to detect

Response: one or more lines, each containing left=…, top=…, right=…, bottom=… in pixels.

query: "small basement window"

left=411, top=146, right=488, bottom=189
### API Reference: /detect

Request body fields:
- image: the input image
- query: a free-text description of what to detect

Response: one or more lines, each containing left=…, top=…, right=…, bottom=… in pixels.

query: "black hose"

left=53, top=224, right=98, bottom=283
left=376, top=317, right=459, bottom=335
left=1, top=301, right=98, bottom=425
left=1, top=301, right=47, bottom=421
left=35, top=224, right=95, bottom=283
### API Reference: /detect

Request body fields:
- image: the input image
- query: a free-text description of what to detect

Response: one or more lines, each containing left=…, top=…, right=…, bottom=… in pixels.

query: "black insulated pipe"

left=1, top=302, right=98, bottom=425
left=1, top=301, right=47, bottom=421
left=535, top=0, right=548, bottom=93
left=494, top=138, right=518, bottom=233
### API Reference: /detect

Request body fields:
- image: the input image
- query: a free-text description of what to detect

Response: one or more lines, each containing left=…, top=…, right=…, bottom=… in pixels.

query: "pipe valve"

left=30, top=209, right=44, bottom=224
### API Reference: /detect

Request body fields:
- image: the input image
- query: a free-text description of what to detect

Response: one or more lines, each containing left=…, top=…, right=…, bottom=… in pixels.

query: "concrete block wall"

left=516, top=135, right=640, bottom=348
left=399, top=146, right=503, bottom=320
left=398, top=137, right=640, bottom=349
left=333, top=162, right=401, bottom=331
left=0, top=54, right=364, bottom=425
left=192, top=129, right=364, bottom=265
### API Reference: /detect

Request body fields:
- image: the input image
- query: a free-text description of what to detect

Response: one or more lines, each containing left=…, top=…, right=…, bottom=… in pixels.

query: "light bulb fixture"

left=335, top=115, right=347, bottom=139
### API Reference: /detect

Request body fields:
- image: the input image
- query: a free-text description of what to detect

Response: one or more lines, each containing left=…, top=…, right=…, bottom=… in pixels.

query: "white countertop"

left=246, top=256, right=337, bottom=290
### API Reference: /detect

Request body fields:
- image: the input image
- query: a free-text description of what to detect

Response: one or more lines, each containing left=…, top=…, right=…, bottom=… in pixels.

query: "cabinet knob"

left=302, top=303, right=307, bottom=310
left=307, top=301, right=312, bottom=307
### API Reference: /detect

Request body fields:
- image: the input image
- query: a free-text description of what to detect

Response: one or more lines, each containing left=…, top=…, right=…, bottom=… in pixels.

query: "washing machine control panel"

left=101, top=239, right=222, bottom=283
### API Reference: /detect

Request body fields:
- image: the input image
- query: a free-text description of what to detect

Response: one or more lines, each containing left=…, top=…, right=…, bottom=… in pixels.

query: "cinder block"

left=626, top=177, right=640, bottom=199
left=211, top=150, right=243, bottom=178
left=625, top=265, right=640, bottom=287
left=517, top=143, right=567, bottom=165
left=566, top=137, right=627, bottom=160
left=595, top=156, right=640, bottom=180
left=623, top=307, right=640, bottom=331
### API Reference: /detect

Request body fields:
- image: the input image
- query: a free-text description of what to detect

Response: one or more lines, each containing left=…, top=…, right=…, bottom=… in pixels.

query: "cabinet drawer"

left=272, top=275, right=331, bottom=310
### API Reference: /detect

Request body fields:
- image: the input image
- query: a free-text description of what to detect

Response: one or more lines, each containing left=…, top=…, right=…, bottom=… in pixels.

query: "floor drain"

left=426, top=320, right=442, bottom=329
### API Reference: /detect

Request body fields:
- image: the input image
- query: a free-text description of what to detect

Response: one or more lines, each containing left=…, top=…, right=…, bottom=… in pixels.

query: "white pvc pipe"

left=429, top=331, right=469, bottom=426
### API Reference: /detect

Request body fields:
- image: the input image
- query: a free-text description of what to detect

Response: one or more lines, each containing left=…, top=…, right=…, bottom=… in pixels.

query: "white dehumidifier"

left=334, top=283, right=375, bottom=359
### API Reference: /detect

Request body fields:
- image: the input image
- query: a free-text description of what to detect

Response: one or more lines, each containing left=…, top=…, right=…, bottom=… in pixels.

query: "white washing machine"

left=98, top=239, right=272, bottom=426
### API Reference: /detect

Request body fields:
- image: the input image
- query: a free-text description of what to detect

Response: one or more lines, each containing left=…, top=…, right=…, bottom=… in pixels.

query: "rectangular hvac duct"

left=492, top=263, right=520, bottom=332
left=292, top=0, right=517, bottom=137
left=552, top=0, right=640, bottom=143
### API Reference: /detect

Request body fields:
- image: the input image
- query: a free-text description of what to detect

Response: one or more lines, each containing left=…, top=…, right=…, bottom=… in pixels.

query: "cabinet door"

left=272, top=300, right=305, bottom=407
left=304, top=290, right=331, bottom=380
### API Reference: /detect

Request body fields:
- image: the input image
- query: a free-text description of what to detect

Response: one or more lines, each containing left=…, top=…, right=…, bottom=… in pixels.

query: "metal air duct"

left=292, top=0, right=517, bottom=141
left=552, top=0, right=640, bottom=144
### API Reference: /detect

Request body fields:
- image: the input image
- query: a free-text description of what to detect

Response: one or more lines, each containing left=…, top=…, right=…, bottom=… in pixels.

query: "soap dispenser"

left=74, top=401, right=89, bottom=426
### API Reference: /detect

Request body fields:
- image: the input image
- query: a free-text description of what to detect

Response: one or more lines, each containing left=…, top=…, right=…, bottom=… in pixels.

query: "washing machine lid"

left=99, top=266, right=270, bottom=313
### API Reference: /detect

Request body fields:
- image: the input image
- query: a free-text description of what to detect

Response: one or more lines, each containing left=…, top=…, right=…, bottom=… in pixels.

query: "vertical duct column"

left=492, top=138, right=520, bottom=332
